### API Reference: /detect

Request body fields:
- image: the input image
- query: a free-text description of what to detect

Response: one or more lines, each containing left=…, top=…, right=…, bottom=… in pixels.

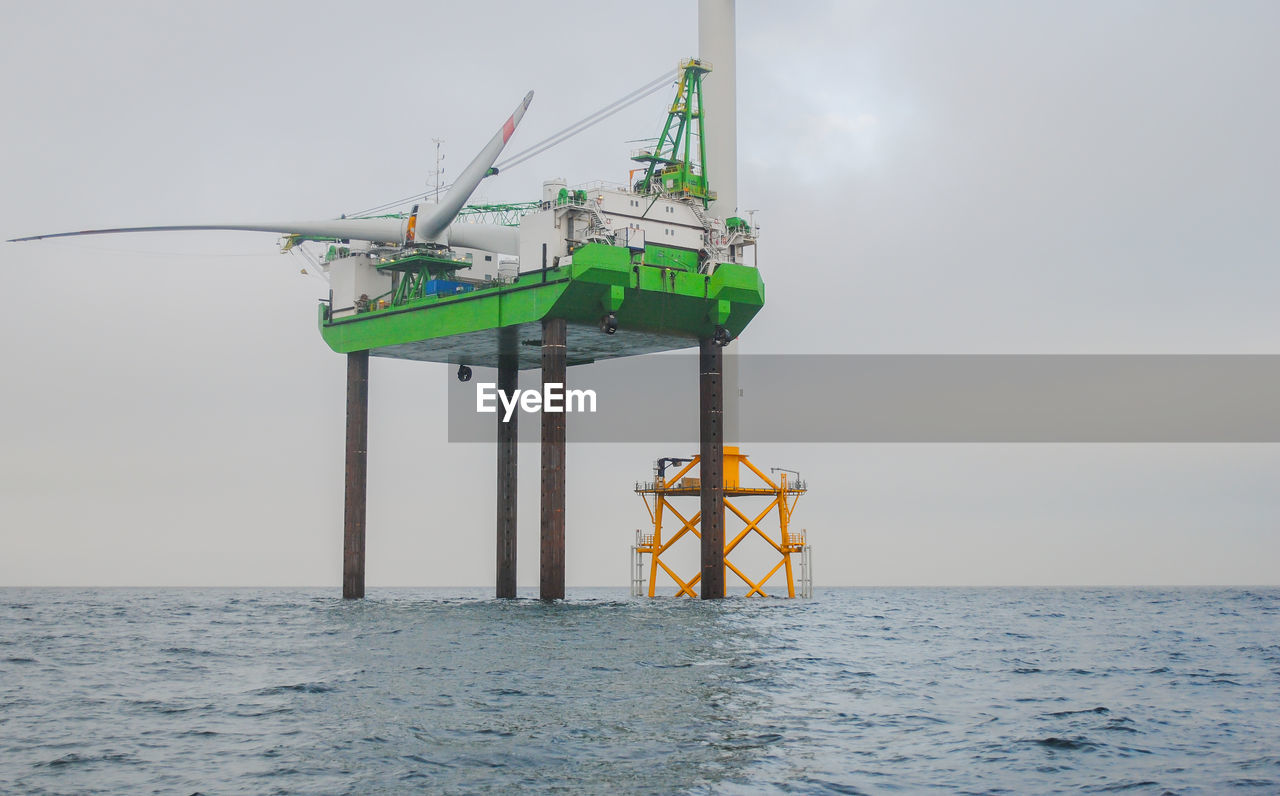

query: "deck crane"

left=633, top=59, right=712, bottom=207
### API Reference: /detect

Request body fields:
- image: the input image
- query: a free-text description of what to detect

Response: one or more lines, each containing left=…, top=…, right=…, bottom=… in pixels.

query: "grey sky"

left=2, top=1, right=1277, bottom=588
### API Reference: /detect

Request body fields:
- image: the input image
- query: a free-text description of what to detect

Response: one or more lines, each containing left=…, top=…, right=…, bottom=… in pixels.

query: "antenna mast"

left=431, top=138, right=445, bottom=203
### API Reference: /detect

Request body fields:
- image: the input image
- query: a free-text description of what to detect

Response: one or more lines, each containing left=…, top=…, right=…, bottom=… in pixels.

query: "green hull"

left=318, top=243, right=765, bottom=369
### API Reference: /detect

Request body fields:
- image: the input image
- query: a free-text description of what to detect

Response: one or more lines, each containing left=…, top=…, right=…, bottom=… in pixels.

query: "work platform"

left=318, top=242, right=765, bottom=369
left=327, top=48, right=758, bottom=600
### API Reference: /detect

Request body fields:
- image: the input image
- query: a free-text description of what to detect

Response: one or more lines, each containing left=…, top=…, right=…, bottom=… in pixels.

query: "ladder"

left=798, top=543, right=814, bottom=599
left=687, top=199, right=727, bottom=269
left=630, top=529, right=647, bottom=596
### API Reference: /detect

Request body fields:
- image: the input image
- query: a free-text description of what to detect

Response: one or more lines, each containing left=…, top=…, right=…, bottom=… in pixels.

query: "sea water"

left=2, top=587, right=1277, bottom=794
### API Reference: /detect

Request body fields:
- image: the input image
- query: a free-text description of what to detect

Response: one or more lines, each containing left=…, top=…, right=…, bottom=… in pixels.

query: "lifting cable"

left=345, top=68, right=678, bottom=219
left=493, top=69, right=677, bottom=173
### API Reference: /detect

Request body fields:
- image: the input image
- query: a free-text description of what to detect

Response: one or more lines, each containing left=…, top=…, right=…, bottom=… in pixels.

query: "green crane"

left=632, top=58, right=714, bottom=207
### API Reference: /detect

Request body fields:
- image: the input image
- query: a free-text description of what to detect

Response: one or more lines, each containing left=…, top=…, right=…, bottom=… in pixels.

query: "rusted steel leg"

left=343, top=350, right=369, bottom=600
left=699, top=339, right=725, bottom=599
left=540, top=318, right=567, bottom=600
left=496, top=340, right=519, bottom=599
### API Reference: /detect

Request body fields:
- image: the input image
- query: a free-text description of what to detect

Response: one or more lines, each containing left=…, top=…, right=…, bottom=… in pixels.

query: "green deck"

left=318, top=243, right=765, bottom=369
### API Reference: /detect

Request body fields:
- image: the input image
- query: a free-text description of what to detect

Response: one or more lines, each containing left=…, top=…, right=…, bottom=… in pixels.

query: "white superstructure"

left=517, top=181, right=750, bottom=273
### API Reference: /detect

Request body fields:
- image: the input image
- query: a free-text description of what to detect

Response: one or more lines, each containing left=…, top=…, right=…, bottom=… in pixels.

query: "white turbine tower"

left=700, top=0, right=742, bottom=444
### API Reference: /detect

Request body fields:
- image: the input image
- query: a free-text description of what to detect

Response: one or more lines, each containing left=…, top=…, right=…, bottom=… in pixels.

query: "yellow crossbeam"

left=658, top=503, right=702, bottom=555
left=657, top=558, right=699, bottom=598
left=726, top=559, right=767, bottom=597
left=726, top=498, right=784, bottom=555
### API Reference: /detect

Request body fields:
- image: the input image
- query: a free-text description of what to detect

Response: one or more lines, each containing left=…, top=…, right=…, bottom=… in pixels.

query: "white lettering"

left=520, top=389, right=541, bottom=414
left=544, top=382, right=563, bottom=413
left=476, top=382, right=598, bottom=417
left=476, top=383, right=497, bottom=413
left=498, top=387, right=520, bottom=423
left=565, top=387, right=596, bottom=413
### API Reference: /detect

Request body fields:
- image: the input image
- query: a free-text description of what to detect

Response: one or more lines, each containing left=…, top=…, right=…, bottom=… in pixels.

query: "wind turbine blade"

left=416, top=91, right=534, bottom=242
left=447, top=222, right=519, bottom=256
left=9, top=218, right=408, bottom=245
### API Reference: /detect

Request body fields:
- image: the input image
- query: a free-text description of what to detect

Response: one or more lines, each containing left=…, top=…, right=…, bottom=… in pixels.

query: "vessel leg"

left=343, top=350, right=369, bottom=600
left=540, top=318, right=567, bottom=600
left=699, top=339, right=725, bottom=599
left=496, top=343, right=518, bottom=599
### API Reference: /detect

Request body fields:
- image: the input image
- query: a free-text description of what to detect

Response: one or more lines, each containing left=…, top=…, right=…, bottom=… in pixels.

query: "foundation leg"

left=496, top=344, right=518, bottom=599
left=699, top=339, right=725, bottom=599
left=343, top=351, right=369, bottom=600
left=540, top=318, right=567, bottom=600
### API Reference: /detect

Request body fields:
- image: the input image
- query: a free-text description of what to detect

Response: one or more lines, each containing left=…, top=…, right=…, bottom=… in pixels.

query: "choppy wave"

left=1, top=586, right=1277, bottom=794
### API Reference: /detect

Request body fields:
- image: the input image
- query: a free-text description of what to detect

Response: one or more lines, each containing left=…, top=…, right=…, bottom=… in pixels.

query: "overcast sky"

left=2, top=1, right=1277, bottom=589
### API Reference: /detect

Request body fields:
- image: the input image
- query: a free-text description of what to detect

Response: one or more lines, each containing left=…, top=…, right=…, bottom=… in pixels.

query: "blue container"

left=423, top=280, right=472, bottom=297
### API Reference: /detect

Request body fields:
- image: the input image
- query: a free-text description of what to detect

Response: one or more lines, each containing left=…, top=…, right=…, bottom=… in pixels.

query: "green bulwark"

left=318, top=243, right=764, bottom=369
